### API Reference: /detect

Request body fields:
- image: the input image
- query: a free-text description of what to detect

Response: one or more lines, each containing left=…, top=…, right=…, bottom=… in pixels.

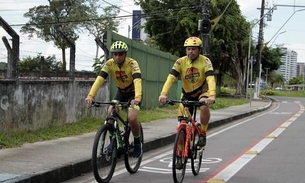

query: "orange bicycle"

left=166, top=99, right=207, bottom=183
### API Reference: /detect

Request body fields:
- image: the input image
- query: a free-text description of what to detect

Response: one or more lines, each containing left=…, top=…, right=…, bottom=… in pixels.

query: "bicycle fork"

left=176, top=121, right=191, bottom=159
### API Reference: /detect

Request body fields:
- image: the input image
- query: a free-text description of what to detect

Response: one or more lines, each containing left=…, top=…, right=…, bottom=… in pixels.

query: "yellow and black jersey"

left=87, top=57, right=142, bottom=100
left=161, top=55, right=216, bottom=98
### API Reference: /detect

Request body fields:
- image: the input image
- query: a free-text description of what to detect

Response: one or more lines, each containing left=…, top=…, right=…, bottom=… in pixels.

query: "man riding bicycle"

left=159, top=36, right=216, bottom=148
left=85, top=41, right=143, bottom=158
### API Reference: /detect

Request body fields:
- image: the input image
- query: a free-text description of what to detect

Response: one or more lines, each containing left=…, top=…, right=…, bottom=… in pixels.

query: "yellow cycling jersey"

left=161, top=55, right=216, bottom=98
left=87, top=57, right=142, bottom=100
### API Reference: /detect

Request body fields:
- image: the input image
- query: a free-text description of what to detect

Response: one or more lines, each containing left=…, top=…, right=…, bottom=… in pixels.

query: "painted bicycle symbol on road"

left=139, top=156, right=222, bottom=174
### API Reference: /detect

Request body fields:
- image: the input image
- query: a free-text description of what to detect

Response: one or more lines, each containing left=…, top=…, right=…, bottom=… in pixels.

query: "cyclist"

left=85, top=41, right=143, bottom=158
left=159, top=36, right=216, bottom=148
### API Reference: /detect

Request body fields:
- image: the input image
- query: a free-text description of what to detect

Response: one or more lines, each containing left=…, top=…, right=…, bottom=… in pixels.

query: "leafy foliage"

left=135, top=0, right=203, bottom=56
left=0, top=62, right=6, bottom=70
left=137, top=0, right=252, bottom=95
left=269, top=71, right=285, bottom=88
left=261, top=46, right=283, bottom=72
left=20, top=0, right=120, bottom=71
left=260, top=90, right=275, bottom=96
left=19, top=54, right=62, bottom=72
left=92, top=55, right=105, bottom=73
left=288, top=76, right=304, bottom=85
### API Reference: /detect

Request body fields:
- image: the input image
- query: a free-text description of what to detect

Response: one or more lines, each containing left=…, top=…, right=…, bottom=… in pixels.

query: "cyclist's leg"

left=107, top=90, right=123, bottom=122
left=105, top=90, right=123, bottom=151
left=128, top=107, right=142, bottom=157
left=123, top=91, right=142, bottom=157
left=198, top=94, right=210, bottom=147
left=199, top=95, right=210, bottom=132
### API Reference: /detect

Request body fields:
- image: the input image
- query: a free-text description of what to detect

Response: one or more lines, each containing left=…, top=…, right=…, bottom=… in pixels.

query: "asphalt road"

left=62, top=96, right=305, bottom=183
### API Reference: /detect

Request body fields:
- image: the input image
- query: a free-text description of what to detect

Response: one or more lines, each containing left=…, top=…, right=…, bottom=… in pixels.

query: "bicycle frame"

left=166, top=100, right=206, bottom=159
left=177, top=105, right=202, bottom=159
left=93, top=101, right=130, bottom=152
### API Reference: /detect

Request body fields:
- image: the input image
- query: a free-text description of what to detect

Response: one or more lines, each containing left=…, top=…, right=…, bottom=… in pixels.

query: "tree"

left=0, top=62, right=6, bottom=70
left=209, top=0, right=250, bottom=96
left=19, top=54, right=62, bottom=72
left=261, top=46, right=283, bottom=73
left=288, top=76, right=303, bottom=85
left=20, top=0, right=120, bottom=71
left=269, top=71, right=285, bottom=88
left=135, top=0, right=202, bottom=56
left=79, top=5, right=120, bottom=60
left=137, top=0, right=251, bottom=95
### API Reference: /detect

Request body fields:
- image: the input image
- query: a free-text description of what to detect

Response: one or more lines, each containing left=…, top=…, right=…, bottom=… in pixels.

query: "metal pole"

left=250, top=56, right=253, bottom=106
left=200, top=0, right=211, bottom=56
left=256, top=0, right=265, bottom=77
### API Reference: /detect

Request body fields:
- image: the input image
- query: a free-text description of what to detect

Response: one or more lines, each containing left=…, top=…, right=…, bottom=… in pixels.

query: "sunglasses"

left=113, top=53, right=124, bottom=56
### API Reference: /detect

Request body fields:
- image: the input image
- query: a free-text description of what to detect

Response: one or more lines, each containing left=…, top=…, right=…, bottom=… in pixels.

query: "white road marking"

left=88, top=102, right=304, bottom=183
left=206, top=103, right=304, bottom=183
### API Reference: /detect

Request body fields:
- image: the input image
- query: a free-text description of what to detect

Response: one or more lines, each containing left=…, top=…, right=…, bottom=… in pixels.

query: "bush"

left=261, top=90, right=275, bottom=96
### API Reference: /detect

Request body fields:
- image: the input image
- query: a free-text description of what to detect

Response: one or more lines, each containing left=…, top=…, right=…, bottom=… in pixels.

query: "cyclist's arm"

left=87, top=74, right=107, bottom=99
left=160, top=70, right=179, bottom=95
left=130, top=60, right=142, bottom=101
left=206, top=74, right=216, bottom=97
left=199, top=57, right=216, bottom=98
left=133, top=76, right=142, bottom=101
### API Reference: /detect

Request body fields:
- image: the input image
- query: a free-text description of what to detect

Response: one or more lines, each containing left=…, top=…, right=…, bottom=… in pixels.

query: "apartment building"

left=277, top=47, right=298, bottom=81
left=297, top=62, right=305, bottom=80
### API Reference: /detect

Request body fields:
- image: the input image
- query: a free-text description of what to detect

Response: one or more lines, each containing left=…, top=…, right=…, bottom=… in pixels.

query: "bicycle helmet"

left=184, top=37, right=202, bottom=47
left=110, top=41, right=128, bottom=52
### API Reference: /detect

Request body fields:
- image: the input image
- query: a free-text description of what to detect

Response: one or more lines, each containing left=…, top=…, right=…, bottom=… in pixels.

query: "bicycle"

left=89, top=100, right=144, bottom=183
left=166, top=99, right=207, bottom=183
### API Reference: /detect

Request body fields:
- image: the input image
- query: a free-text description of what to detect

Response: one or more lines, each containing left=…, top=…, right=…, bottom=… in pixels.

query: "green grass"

left=0, top=97, right=248, bottom=149
left=273, top=90, right=305, bottom=97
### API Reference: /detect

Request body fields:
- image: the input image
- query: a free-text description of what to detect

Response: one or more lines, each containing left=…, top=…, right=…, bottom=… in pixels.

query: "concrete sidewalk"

left=0, top=99, right=272, bottom=183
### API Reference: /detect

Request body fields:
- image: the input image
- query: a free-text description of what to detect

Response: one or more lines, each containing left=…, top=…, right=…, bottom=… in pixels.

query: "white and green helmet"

left=110, top=41, right=128, bottom=52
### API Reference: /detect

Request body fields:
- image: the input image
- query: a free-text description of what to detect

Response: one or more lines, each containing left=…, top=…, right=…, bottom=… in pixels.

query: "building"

left=297, top=62, right=305, bottom=80
left=277, top=47, right=298, bottom=81
left=131, top=10, right=148, bottom=41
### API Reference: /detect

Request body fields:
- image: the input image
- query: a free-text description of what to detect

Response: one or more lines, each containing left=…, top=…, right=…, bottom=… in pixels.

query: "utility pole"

left=199, top=0, right=211, bottom=56
left=256, top=0, right=265, bottom=77
left=265, top=67, right=270, bottom=88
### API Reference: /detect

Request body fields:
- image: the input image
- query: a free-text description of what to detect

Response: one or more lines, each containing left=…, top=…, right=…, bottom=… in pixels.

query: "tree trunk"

left=233, top=55, right=247, bottom=96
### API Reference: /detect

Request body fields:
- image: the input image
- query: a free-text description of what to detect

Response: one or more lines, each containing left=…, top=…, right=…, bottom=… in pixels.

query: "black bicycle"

left=90, top=100, right=144, bottom=183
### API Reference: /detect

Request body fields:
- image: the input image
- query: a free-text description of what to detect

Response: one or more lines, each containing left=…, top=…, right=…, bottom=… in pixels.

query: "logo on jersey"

left=115, top=71, right=128, bottom=83
left=205, top=58, right=213, bottom=70
left=185, top=67, right=200, bottom=83
left=172, top=60, right=181, bottom=69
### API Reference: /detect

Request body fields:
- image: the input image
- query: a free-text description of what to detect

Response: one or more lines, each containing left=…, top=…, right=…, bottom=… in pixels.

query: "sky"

left=1, top=0, right=305, bottom=71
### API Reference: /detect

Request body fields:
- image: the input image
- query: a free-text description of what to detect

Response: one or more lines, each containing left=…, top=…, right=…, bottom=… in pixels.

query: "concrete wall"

left=0, top=79, right=108, bottom=132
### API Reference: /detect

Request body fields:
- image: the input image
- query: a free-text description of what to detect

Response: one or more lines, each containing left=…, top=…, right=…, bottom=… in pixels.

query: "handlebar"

left=165, top=99, right=208, bottom=107
left=90, top=100, right=130, bottom=108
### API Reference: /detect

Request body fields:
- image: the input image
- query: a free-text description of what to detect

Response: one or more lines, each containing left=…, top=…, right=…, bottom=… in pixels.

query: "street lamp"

left=270, top=31, right=287, bottom=47
left=268, top=8, right=305, bottom=47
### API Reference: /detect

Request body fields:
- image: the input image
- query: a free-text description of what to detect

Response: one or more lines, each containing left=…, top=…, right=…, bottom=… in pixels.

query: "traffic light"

left=198, top=19, right=211, bottom=34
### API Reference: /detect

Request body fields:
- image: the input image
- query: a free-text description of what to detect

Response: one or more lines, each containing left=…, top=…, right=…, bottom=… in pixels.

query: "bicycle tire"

left=191, top=129, right=203, bottom=175
left=172, top=127, right=187, bottom=183
left=124, top=123, right=144, bottom=173
left=92, top=123, right=117, bottom=183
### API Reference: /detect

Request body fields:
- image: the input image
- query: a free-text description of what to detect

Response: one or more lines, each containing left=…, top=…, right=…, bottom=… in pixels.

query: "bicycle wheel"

left=172, top=127, right=187, bottom=183
left=191, top=129, right=203, bottom=176
left=124, top=123, right=144, bottom=173
left=92, top=123, right=117, bottom=183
